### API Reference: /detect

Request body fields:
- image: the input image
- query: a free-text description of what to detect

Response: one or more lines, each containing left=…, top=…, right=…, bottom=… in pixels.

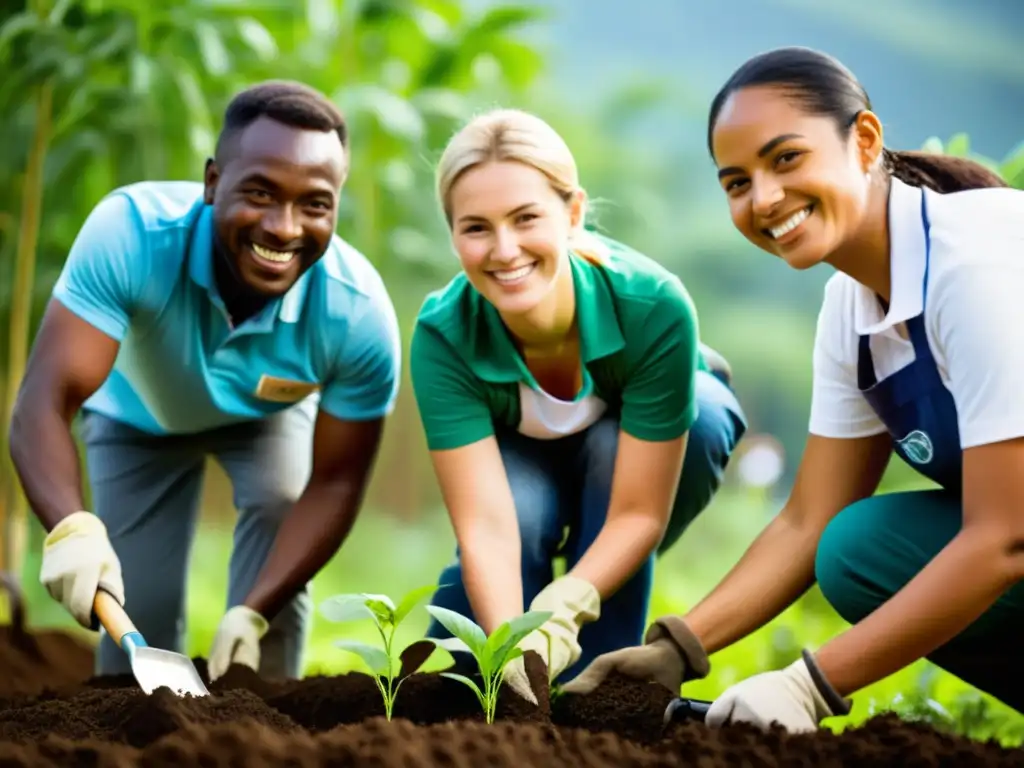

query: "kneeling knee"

left=814, top=501, right=885, bottom=625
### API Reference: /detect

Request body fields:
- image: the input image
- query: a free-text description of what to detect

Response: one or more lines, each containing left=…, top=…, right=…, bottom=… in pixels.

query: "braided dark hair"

left=707, top=47, right=1008, bottom=193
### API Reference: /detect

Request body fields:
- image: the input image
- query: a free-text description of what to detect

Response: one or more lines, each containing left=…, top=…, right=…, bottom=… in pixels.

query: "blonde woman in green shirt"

left=411, top=109, right=747, bottom=703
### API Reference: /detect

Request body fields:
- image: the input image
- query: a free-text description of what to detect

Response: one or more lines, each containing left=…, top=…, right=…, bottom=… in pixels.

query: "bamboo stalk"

left=0, top=78, right=55, bottom=579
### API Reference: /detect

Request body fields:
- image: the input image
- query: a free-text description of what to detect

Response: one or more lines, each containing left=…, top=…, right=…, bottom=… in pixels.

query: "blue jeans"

left=426, top=370, right=747, bottom=681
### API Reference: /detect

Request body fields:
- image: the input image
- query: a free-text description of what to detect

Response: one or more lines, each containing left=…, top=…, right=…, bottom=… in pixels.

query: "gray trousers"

left=78, top=401, right=316, bottom=678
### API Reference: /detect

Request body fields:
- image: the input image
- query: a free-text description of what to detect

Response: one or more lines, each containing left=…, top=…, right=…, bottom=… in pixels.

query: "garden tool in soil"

left=663, top=696, right=712, bottom=725
left=93, top=588, right=209, bottom=697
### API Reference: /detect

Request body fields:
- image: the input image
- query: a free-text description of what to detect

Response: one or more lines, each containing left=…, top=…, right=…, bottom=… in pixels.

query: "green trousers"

left=815, top=489, right=1024, bottom=713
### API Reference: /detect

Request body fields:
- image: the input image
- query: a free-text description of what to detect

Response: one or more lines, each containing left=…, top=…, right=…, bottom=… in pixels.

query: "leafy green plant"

left=319, top=584, right=441, bottom=720
left=425, top=605, right=552, bottom=724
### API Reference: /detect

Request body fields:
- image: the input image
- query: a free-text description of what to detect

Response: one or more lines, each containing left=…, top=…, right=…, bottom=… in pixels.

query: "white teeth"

left=253, top=243, right=296, bottom=263
left=770, top=207, right=812, bottom=239
left=492, top=263, right=535, bottom=283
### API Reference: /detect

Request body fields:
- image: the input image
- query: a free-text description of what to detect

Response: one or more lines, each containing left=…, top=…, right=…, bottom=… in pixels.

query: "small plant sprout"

left=424, top=605, right=552, bottom=724
left=319, top=584, right=441, bottom=720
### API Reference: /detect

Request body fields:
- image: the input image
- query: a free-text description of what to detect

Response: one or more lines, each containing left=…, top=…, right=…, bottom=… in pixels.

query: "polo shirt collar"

left=470, top=252, right=626, bottom=383
left=187, top=204, right=311, bottom=331
left=853, top=176, right=929, bottom=335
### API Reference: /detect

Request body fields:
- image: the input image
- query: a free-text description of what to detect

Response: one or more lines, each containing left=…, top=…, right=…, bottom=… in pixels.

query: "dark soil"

left=0, top=577, right=1021, bottom=766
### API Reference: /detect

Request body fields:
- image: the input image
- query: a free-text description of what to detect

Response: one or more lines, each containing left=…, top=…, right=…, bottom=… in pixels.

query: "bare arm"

left=9, top=300, right=119, bottom=531
left=816, top=437, right=1024, bottom=695
left=243, top=411, right=384, bottom=621
left=682, top=431, right=893, bottom=655
left=569, top=431, right=688, bottom=598
left=431, top=437, right=523, bottom=635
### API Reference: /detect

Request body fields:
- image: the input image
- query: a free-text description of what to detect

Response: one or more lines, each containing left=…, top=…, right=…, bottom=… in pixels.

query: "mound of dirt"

left=0, top=574, right=95, bottom=700
left=0, top=588, right=1020, bottom=768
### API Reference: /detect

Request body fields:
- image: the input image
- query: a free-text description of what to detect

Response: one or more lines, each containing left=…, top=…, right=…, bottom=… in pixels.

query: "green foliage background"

left=1, top=0, right=1023, bottom=746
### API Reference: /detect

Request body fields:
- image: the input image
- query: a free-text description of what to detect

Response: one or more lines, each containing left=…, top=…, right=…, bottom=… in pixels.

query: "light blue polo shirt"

left=52, top=181, right=401, bottom=435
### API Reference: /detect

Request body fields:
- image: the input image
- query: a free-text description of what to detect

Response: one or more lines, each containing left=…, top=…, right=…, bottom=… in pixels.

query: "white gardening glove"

left=706, top=652, right=851, bottom=733
left=40, top=511, right=125, bottom=629
left=504, top=575, right=601, bottom=705
left=208, top=605, right=270, bottom=682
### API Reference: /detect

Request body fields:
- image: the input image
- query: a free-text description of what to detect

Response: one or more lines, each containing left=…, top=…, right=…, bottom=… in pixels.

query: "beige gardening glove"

left=504, top=575, right=601, bottom=705
left=40, top=511, right=125, bottom=629
left=560, top=615, right=710, bottom=696
left=706, top=650, right=852, bottom=733
left=208, top=605, right=270, bottom=682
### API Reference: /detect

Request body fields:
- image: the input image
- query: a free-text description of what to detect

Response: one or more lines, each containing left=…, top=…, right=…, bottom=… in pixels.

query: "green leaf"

left=410, top=87, right=468, bottom=121
left=424, top=605, right=487, bottom=656
left=194, top=22, right=230, bottom=77
left=235, top=18, right=278, bottom=60
left=944, top=132, right=970, bottom=157
left=492, top=610, right=552, bottom=671
left=361, top=593, right=397, bottom=612
left=393, top=584, right=439, bottom=625
left=361, top=593, right=397, bottom=625
left=319, top=594, right=376, bottom=624
left=334, top=640, right=391, bottom=676
left=468, top=5, right=548, bottom=37
left=337, top=84, right=425, bottom=143
left=440, top=671, right=486, bottom=706
left=0, top=13, right=40, bottom=61
left=427, top=636, right=472, bottom=655
left=920, top=136, right=944, bottom=154
left=999, top=140, right=1024, bottom=190
left=398, top=639, right=437, bottom=678
left=483, top=622, right=512, bottom=660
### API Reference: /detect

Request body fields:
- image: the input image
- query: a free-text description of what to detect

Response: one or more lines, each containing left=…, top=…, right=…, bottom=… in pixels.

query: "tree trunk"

left=0, top=78, right=54, bottom=577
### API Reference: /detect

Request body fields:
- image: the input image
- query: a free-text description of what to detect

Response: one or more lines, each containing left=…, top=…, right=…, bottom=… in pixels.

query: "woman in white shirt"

left=561, top=45, right=1023, bottom=729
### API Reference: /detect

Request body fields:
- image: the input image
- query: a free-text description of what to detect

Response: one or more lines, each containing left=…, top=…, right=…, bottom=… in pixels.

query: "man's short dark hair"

left=215, top=80, right=348, bottom=161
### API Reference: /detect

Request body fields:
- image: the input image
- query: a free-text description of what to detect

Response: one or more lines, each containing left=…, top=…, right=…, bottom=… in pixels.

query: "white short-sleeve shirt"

left=809, top=175, right=1024, bottom=450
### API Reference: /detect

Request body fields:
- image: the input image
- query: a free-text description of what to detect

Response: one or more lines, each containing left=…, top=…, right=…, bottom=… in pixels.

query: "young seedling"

left=424, top=605, right=552, bottom=724
left=319, top=584, right=441, bottom=720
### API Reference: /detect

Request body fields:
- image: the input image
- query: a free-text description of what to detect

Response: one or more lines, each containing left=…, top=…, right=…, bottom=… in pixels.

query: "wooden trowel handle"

left=94, top=588, right=137, bottom=642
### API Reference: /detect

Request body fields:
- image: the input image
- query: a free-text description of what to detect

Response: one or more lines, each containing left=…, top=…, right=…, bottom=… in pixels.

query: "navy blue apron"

left=856, top=188, right=962, bottom=493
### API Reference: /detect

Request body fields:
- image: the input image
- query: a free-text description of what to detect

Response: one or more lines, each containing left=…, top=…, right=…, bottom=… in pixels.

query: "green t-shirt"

left=410, top=234, right=707, bottom=451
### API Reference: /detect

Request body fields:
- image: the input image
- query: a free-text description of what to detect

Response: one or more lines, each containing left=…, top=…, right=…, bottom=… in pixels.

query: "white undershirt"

left=517, top=380, right=608, bottom=439
left=808, top=177, right=1024, bottom=450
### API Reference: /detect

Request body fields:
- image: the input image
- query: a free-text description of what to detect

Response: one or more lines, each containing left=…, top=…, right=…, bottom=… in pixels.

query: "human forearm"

left=568, top=512, right=663, bottom=598
left=243, top=477, right=366, bottom=620
left=460, top=528, right=524, bottom=634
left=815, top=526, right=1021, bottom=696
left=9, top=391, right=87, bottom=531
left=683, top=512, right=823, bottom=655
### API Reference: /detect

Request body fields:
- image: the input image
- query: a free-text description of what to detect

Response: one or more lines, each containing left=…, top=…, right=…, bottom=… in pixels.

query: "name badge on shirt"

left=255, top=374, right=320, bottom=403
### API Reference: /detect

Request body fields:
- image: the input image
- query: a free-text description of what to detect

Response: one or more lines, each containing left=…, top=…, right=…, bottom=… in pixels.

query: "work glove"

left=504, top=575, right=601, bottom=705
left=706, top=650, right=852, bottom=733
left=208, top=605, right=270, bottom=683
left=560, top=614, right=710, bottom=696
left=40, top=511, right=125, bottom=629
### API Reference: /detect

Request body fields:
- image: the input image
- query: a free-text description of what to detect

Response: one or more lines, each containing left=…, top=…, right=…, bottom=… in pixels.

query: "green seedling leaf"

left=334, top=640, right=391, bottom=677
left=360, top=593, right=397, bottom=612
left=320, top=594, right=376, bottom=624
left=493, top=610, right=552, bottom=668
left=945, top=132, right=970, bottom=157
left=364, top=598, right=395, bottom=626
left=424, top=605, right=487, bottom=656
left=428, top=636, right=473, bottom=655
left=393, top=584, right=441, bottom=625
left=440, top=671, right=487, bottom=708
left=398, top=639, right=437, bottom=679
left=483, top=622, right=512, bottom=659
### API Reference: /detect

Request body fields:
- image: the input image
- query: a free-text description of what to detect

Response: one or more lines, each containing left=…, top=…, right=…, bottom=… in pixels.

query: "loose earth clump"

left=0, top=581, right=1019, bottom=766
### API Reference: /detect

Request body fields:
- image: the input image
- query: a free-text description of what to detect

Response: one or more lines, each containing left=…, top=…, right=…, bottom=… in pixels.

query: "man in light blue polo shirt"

left=9, top=80, right=401, bottom=682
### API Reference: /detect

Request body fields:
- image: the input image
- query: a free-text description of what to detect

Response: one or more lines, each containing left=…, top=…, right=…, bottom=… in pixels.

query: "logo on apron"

left=897, top=430, right=934, bottom=465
